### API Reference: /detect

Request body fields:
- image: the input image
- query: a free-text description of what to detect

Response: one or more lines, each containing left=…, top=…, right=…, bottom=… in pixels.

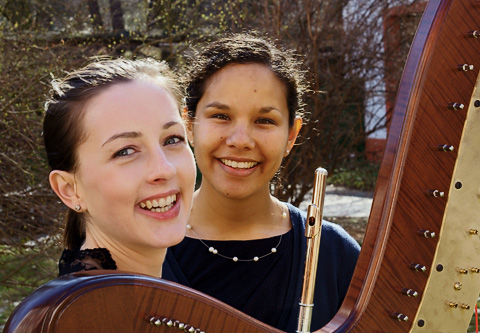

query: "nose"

left=225, top=122, right=255, bottom=150
left=148, top=147, right=176, bottom=183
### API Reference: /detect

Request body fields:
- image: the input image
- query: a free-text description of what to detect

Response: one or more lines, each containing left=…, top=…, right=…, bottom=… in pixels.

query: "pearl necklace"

left=186, top=204, right=288, bottom=262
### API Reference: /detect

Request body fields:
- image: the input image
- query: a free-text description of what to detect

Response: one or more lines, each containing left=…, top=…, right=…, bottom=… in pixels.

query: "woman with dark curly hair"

left=163, top=33, right=360, bottom=331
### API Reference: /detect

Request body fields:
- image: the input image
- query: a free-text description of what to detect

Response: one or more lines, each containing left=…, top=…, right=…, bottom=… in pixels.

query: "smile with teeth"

left=139, top=194, right=177, bottom=212
left=220, top=159, right=258, bottom=169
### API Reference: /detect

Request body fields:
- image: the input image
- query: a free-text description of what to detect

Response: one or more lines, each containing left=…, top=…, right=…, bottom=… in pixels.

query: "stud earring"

left=285, top=149, right=290, bottom=155
left=189, top=140, right=194, bottom=146
left=75, top=205, right=81, bottom=211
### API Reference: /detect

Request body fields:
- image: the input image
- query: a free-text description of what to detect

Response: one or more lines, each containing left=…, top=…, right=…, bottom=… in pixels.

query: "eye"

left=114, top=147, right=136, bottom=158
left=211, top=113, right=230, bottom=121
left=164, top=135, right=185, bottom=146
left=256, top=118, right=276, bottom=125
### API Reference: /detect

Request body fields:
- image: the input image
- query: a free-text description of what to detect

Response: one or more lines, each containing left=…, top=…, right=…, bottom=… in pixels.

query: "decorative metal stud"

left=461, top=304, right=471, bottom=310
left=448, top=103, right=465, bottom=110
left=469, top=229, right=479, bottom=235
left=454, top=282, right=462, bottom=290
left=471, top=268, right=480, bottom=273
left=459, top=268, right=469, bottom=274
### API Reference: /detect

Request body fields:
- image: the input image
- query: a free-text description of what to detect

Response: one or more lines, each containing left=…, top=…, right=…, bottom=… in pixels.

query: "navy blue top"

left=163, top=203, right=360, bottom=332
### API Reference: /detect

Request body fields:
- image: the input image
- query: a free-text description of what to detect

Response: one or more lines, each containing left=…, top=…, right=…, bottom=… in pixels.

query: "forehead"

left=203, top=63, right=287, bottom=98
left=81, top=80, right=181, bottom=140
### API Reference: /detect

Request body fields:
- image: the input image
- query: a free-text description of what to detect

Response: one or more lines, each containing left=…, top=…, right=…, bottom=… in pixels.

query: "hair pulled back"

left=43, top=58, right=181, bottom=249
left=184, top=32, right=307, bottom=126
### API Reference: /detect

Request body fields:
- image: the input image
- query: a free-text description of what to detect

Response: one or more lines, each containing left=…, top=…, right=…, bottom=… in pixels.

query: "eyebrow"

left=205, top=102, right=280, bottom=113
left=101, top=121, right=181, bottom=147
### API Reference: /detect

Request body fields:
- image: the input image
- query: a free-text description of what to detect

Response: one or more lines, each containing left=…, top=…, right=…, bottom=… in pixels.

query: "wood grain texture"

left=322, top=0, right=480, bottom=331
left=5, top=1, right=480, bottom=332
left=4, top=271, right=283, bottom=333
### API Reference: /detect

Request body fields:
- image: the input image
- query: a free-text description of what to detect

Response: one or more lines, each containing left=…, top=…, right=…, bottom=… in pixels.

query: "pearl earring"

left=75, top=205, right=81, bottom=211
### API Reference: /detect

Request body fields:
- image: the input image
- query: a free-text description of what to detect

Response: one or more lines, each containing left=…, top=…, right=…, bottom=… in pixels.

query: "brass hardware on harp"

left=448, top=102, right=465, bottom=110
left=427, top=189, right=445, bottom=197
left=468, top=229, right=478, bottom=235
left=418, top=229, right=436, bottom=238
left=471, top=267, right=480, bottom=273
left=458, top=268, right=469, bottom=274
left=458, top=64, right=474, bottom=71
left=297, top=168, right=328, bottom=333
left=437, top=144, right=454, bottom=152
left=391, top=312, right=409, bottom=322
left=410, top=263, right=427, bottom=272
left=147, top=315, right=205, bottom=332
left=454, top=282, right=462, bottom=290
left=401, top=288, right=419, bottom=297
left=448, top=302, right=459, bottom=308
left=460, top=304, right=471, bottom=310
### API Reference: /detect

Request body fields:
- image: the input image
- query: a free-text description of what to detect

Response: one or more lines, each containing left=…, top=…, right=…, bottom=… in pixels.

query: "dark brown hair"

left=184, top=32, right=307, bottom=126
left=43, top=58, right=181, bottom=250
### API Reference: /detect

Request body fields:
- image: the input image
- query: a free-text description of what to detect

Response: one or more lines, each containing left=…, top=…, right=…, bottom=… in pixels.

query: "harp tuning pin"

left=461, top=304, right=471, bottom=310
left=471, top=268, right=480, bottom=273
left=469, top=229, right=479, bottom=235
left=458, top=64, right=474, bottom=71
left=469, top=30, right=480, bottom=38
left=418, top=229, right=435, bottom=238
left=428, top=189, right=445, bottom=197
left=448, top=102, right=465, bottom=110
left=437, top=144, right=454, bottom=152
left=401, top=288, right=419, bottom=297
left=459, top=268, right=469, bottom=274
left=392, top=312, right=409, bottom=321
left=410, top=263, right=427, bottom=272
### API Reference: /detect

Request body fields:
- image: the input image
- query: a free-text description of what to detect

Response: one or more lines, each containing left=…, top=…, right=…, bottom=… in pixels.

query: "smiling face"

left=191, top=63, right=300, bottom=199
left=73, top=79, right=196, bottom=251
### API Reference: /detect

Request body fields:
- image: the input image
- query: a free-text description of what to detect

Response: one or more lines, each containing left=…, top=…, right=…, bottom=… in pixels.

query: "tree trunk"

left=109, top=0, right=124, bottom=32
left=87, top=0, right=103, bottom=31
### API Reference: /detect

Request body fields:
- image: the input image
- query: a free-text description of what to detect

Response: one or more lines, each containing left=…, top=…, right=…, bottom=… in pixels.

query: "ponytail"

left=63, top=209, right=85, bottom=250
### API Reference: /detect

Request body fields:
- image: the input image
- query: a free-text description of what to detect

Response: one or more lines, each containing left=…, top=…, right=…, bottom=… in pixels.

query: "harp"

left=4, top=0, right=480, bottom=331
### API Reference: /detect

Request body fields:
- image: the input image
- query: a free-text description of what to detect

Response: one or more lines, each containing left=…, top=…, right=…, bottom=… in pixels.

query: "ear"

left=285, top=117, right=303, bottom=156
left=49, top=170, right=80, bottom=210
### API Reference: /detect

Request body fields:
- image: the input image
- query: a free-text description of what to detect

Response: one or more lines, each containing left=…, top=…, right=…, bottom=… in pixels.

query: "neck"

left=188, top=184, right=290, bottom=240
left=81, top=236, right=165, bottom=278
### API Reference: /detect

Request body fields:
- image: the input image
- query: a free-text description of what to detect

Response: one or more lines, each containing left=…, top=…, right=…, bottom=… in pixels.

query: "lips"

left=139, top=194, right=177, bottom=212
left=220, top=158, right=258, bottom=169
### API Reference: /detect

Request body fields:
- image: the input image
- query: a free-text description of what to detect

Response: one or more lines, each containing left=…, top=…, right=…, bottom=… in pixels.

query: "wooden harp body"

left=4, top=0, right=480, bottom=332
left=325, top=0, right=480, bottom=331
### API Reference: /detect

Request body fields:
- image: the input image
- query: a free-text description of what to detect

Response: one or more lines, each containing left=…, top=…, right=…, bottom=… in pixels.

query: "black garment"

left=168, top=229, right=294, bottom=327
left=163, top=203, right=360, bottom=332
left=58, top=247, right=117, bottom=276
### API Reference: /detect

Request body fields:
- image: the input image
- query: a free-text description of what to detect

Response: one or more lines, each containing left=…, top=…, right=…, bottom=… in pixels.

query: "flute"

left=297, top=167, right=328, bottom=333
